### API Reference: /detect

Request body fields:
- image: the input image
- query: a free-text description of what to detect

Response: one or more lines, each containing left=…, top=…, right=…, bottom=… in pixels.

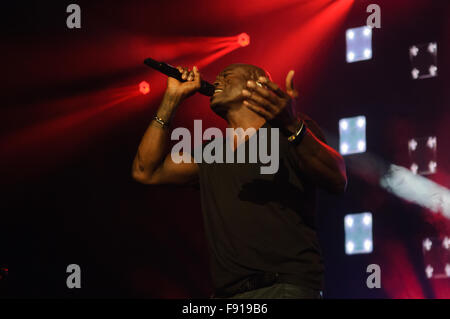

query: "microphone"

left=144, top=58, right=215, bottom=97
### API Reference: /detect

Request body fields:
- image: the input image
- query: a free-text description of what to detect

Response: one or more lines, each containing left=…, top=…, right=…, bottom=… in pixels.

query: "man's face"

left=210, top=65, right=249, bottom=114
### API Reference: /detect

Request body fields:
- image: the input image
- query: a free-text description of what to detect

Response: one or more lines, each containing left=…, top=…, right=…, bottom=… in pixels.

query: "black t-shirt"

left=195, top=116, right=326, bottom=297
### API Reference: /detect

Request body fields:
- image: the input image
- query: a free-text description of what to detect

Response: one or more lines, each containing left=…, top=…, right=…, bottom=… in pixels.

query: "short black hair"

left=223, top=63, right=271, bottom=82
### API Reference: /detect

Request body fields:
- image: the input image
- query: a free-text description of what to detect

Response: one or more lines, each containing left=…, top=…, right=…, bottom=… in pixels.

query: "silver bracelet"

left=153, top=115, right=169, bottom=128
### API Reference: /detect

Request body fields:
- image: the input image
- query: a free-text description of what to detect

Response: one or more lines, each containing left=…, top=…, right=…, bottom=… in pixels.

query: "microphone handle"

left=144, top=58, right=215, bottom=97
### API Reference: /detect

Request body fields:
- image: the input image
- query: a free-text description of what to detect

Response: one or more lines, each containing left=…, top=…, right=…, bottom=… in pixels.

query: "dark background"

left=1, top=0, right=449, bottom=298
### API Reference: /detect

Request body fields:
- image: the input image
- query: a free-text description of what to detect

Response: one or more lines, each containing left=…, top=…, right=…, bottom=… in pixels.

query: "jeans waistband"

left=213, top=272, right=304, bottom=298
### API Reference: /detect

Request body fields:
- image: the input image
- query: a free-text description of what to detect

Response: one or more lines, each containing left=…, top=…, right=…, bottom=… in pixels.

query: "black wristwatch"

left=287, top=119, right=307, bottom=145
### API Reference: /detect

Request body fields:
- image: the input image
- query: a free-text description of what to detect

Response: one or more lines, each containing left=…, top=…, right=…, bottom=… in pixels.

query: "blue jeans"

left=226, top=283, right=323, bottom=299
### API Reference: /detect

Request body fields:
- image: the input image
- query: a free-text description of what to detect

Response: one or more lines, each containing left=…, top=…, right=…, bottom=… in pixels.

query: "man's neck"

left=223, top=105, right=267, bottom=150
left=225, top=105, right=266, bottom=131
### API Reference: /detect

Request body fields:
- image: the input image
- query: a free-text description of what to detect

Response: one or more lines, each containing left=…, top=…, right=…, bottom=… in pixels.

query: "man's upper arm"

left=134, top=152, right=199, bottom=185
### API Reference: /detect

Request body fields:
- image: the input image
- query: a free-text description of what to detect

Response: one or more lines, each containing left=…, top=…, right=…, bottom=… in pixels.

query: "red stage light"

left=237, top=33, right=250, bottom=47
left=139, top=81, right=150, bottom=95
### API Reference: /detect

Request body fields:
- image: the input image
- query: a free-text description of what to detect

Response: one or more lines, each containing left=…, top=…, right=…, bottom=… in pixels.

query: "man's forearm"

left=288, top=123, right=347, bottom=194
left=132, top=92, right=183, bottom=180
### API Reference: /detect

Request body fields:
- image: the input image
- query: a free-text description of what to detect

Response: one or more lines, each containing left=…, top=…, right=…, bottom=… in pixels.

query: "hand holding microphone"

left=166, top=66, right=202, bottom=101
left=144, top=58, right=215, bottom=98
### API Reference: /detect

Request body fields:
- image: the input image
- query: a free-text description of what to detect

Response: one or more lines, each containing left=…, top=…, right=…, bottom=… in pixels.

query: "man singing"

left=132, top=63, right=347, bottom=298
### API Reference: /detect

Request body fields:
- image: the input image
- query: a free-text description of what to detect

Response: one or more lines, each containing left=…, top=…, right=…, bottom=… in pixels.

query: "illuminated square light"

left=408, top=136, right=437, bottom=175
left=339, top=116, right=366, bottom=155
left=344, top=212, right=373, bottom=255
left=346, top=26, right=373, bottom=63
left=422, top=237, right=450, bottom=279
left=409, top=42, right=438, bottom=80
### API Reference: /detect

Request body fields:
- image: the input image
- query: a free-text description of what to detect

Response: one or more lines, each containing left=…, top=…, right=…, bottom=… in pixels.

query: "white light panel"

left=346, top=26, right=373, bottom=63
left=344, top=212, right=373, bottom=255
left=339, top=116, right=367, bottom=155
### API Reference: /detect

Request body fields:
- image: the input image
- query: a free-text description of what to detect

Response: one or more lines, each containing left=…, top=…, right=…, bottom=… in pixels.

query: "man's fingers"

left=177, top=66, right=199, bottom=82
left=182, top=69, right=189, bottom=80
left=285, top=70, right=295, bottom=92
left=285, top=70, right=299, bottom=98
left=258, top=76, right=288, bottom=98
left=177, top=66, right=187, bottom=79
left=171, top=66, right=201, bottom=96
left=177, top=66, right=189, bottom=80
left=193, top=66, right=201, bottom=85
left=243, top=101, right=272, bottom=119
left=242, top=89, right=278, bottom=114
left=246, top=80, right=279, bottom=105
left=184, top=66, right=201, bottom=92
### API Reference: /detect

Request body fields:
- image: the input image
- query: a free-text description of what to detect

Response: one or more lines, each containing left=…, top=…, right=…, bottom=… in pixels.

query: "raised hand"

left=166, top=66, right=202, bottom=100
left=242, top=70, right=299, bottom=127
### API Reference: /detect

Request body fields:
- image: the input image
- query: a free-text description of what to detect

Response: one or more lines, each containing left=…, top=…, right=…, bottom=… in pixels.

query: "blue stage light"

left=339, top=116, right=366, bottom=155
left=346, top=26, right=372, bottom=63
left=344, top=212, right=373, bottom=255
